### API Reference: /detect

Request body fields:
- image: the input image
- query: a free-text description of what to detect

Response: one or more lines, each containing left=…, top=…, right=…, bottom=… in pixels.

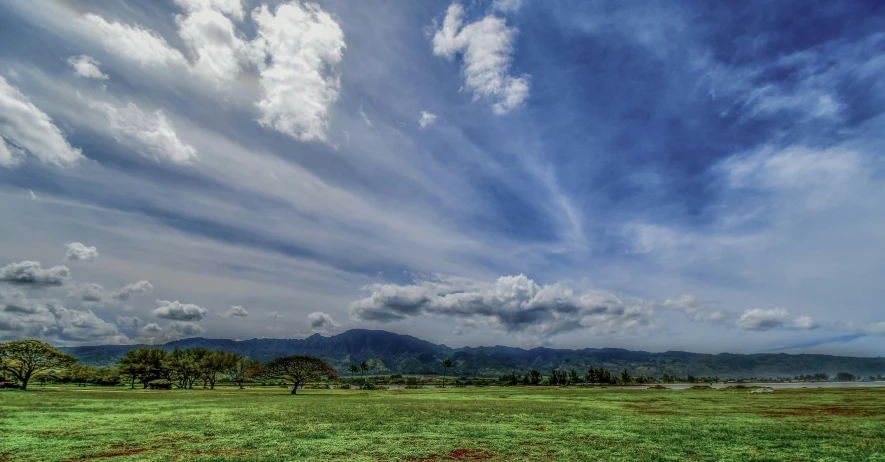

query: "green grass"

left=1, top=386, right=884, bottom=461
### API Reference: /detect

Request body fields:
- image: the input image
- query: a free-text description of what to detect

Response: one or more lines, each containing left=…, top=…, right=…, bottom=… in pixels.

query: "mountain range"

left=60, top=329, right=885, bottom=379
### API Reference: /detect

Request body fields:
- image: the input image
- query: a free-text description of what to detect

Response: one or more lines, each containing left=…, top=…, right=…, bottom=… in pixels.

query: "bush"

left=147, top=379, right=172, bottom=390
left=647, top=385, right=669, bottom=390
left=404, top=385, right=422, bottom=389
left=304, top=384, right=330, bottom=389
left=337, top=384, right=351, bottom=389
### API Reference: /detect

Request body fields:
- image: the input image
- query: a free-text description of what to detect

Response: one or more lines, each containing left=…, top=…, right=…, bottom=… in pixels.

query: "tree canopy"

left=260, top=355, right=337, bottom=394
left=0, top=340, right=77, bottom=390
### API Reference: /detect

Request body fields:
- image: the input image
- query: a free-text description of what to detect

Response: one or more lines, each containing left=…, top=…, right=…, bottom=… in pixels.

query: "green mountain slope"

left=60, top=329, right=885, bottom=379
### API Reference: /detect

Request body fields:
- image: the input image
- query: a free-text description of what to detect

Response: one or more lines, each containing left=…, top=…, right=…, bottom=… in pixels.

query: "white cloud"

left=91, top=101, right=197, bottom=164
left=175, top=2, right=254, bottom=88
left=0, top=136, right=24, bottom=168
left=662, top=295, right=728, bottom=323
left=350, top=274, right=656, bottom=339
left=0, top=76, right=82, bottom=167
left=65, top=242, right=99, bottom=262
left=251, top=1, right=346, bottom=141
left=82, top=14, right=188, bottom=69
left=735, top=308, right=817, bottom=332
left=0, top=288, right=127, bottom=345
left=493, top=0, right=523, bottom=13
left=221, top=305, right=249, bottom=317
left=67, top=55, right=109, bottom=80
left=153, top=300, right=209, bottom=321
left=71, top=280, right=153, bottom=306
left=268, top=310, right=284, bottom=319
left=432, top=4, right=529, bottom=114
left=135, top=320, right=204, bottom=344
left=418, top=111, right=437, bottom=128
left=307, top=311, right=339, bottom=331
left=174, top=0, right=245, bottom=20
left=0, top=261, right=70, bottom=286
left=114, top=280, right=154, bottom=301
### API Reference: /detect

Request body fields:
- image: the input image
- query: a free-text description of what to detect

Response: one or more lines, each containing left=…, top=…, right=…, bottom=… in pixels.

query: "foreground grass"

left=1, top=386, right=883, bottom=461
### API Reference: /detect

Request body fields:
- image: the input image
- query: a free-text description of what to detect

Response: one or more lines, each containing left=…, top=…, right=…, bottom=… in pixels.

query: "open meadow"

left=1, top=386, right=884, bottom=461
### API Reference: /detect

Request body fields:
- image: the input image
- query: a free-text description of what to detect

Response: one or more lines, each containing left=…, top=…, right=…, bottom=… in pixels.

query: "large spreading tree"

left=261, top=355, right=337, bottom=394
left=0, top=340, right=77, bottom=390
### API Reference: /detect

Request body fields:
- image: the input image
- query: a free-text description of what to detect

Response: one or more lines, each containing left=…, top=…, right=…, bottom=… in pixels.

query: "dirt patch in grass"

left=67, top=449, right=148, bottom=461
left=412, top=449, right=496, bottom=461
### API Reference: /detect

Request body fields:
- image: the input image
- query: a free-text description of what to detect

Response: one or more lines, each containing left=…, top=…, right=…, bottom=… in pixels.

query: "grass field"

left=1, top=386, right=884, bottom=461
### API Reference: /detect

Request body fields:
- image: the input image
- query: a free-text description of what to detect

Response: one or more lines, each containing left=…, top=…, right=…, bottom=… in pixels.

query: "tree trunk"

left=21, top=373, right=30, bottom=391
left=130, top=377, right=135, bottom=389
left=290, top=382, right=298, bottom=394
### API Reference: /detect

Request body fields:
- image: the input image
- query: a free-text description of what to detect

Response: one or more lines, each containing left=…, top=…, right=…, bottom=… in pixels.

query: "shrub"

left=404, top=385, right=422, bottom=389
left=147, top=379, right=172, bottom=390
left=337, top=384, right=351, bottom=389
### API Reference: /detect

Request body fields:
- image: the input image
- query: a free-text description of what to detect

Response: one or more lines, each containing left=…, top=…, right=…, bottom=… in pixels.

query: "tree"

left=118, top=347, right=168, bottom=389
left=260, top=355, right=337, bottom=394
left=359, top=361, right=369, bottom=378
left=621, top=369, right=631, bottom=384
left=201, top=350, right=239, bottom=389
left=348, top=364, right=359, bottom=378
left=441, top=359, right=453, bottom=386
left=0, top=340, right=77, bottom=390
left=529, top=370, right=541, bottom=385
left=229, top=357, right=260, bottom=389
left=164, top=348, right=200, bottom=389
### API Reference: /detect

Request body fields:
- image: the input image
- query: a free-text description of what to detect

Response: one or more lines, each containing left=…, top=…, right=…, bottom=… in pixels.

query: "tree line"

left=1, top=339, right=876, bottom=392
left=0, top=340, right=337, bottom=394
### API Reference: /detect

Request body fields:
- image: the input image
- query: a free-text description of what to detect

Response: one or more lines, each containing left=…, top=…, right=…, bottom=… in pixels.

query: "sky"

left=1, top=0, right=884, bottom=356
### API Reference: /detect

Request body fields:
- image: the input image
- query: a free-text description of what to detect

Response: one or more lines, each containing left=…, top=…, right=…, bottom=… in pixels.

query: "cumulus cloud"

left=662, top=295, right=729, bottom=323
left=81, top=14, right=188, bottom=68
left=735, top=308, right=818, bottom=332
left=0, top=261, right=70, bottom=287
left=350, top=274, right=656, bottom=338
left=65, top=242, right=99, bottom=262
left=115, top=315, right=142, bottom=332
left=251, top=1, right=346, bottom=141
left=432, top=4, right=529, bottom=114
left=418, top=111, right=437, bottom=128
left=91, top=101, right=197, bottom=164
left=70, top=280, right=153, bottom=305
left=174, top=0, right=245, bottom=20
left=0, top=76, right=82, bottom=167
left=307, top=311, right=339, bottom=331
left=153, top=300, right=209, bottom=321
left=0, top=288, right=127, bottom=344
left=221, top=305, right=249, bottom=317
left=268, top=310, right=284, bottom=319
left=67, top=55, right=109, bottom=80
left=135, top=320, right=204, bottom=344
left=175, top=0, right=255, bottom=88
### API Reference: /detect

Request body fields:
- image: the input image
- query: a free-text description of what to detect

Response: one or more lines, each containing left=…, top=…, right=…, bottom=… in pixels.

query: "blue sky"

left=1, top=0, right=884, bottom=355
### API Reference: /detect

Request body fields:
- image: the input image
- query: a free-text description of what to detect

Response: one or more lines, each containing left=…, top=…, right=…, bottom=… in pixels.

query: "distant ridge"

left=60, top=329, right=885, bottom=379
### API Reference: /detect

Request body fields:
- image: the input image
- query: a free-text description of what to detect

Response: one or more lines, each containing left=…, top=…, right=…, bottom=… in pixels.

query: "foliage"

left=259, top=355, right=338, bottom=394
left=61, top=330, right=885, bottom=380
left=147, top=379, right=172, bottom=390
left=0, top=340, right=77, bottom=390
left=119, top=347, right=168, bottom=389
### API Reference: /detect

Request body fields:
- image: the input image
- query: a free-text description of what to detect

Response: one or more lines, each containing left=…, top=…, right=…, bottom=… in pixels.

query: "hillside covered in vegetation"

left=61, top=329, right=885, bottom=379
